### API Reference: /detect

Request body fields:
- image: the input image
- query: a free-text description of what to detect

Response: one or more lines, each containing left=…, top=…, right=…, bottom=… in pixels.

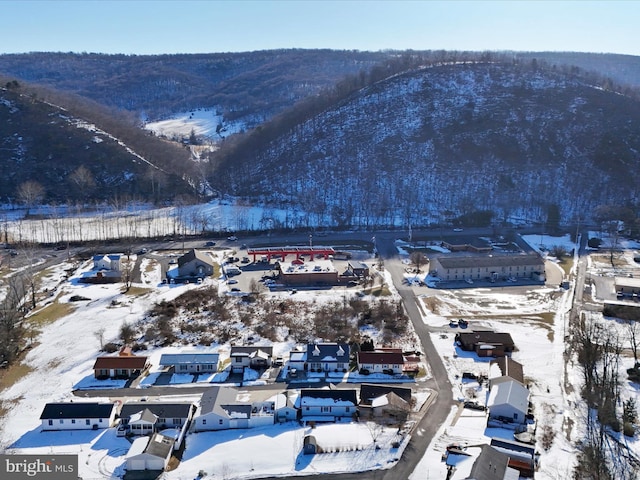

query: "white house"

left=93, top=254, right=121, bottom=271
left=125, top=433, right=174, bottom=472
left=356, top=350, right=405, bottom=375
left=40, top=402, right=116, bottom=431
left=288, top=349, right=306, bottom=371
left=299, top=388, right=357, bottom=423
left=487, top=379, right=529, bottom=424
left=159, top=352, right=219, bottom=374
left=193, top=387, right=294, bottom=431
left=118, top=402, right=195, bottom=439
left=229, top=346, right=273, bottom=373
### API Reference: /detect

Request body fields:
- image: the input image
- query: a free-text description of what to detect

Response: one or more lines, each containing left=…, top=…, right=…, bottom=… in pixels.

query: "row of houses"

left=92, top=343, right=419, bottom=380
left=40, top=383, right=413, bottom=434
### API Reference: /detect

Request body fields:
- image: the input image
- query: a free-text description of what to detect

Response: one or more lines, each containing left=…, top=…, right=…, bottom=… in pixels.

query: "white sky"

left=0, top=1, right=638, bottom=56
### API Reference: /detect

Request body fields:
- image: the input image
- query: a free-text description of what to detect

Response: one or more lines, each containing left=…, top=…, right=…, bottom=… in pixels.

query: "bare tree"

left=69, top=165, right=96, bottom=200
left=94, top=326, right=107, bottom=350
left=409, top=251, right=428, bottom=273
left=17, top=180, right=45, bottom=217
left=625, top=320, right=640, bottom=368
left=0, top=276, right=27, bottom=365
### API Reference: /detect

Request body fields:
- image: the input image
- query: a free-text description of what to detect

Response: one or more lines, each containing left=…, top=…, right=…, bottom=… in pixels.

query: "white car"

left=227, top=235, right=238, bottom=241
left=227, top=279, right=238, bottom=284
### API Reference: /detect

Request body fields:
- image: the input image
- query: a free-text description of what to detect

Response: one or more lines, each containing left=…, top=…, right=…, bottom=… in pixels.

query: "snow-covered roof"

left=487, top=379, right=529, bottom=411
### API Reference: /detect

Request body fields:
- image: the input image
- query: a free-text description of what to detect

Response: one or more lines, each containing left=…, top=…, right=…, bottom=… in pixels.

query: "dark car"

left=205, top=241, right=216, bottom=247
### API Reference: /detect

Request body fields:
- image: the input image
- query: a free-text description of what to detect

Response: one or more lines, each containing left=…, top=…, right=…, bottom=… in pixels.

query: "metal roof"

left=40, top=402, right=115, bottom=420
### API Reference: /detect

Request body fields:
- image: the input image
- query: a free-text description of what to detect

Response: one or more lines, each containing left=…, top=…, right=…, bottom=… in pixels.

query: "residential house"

left=159, top=352, right=219, bottom=374
left=93, top=355, right=149, bottom=379
left=125, top=433, right=174, bottom=472
left=288, top=349, right=306, bottom=372
left=176, top=249, right=215, bottom=279
left=118, top=402, right=195, bottom=436
left=81, top=254, right=122, bottom=283
left=487, top=379, right=529, bottom=425
left=456, top=331, right=515, bottom=357
left=299, top=387, right=357, bottom=423
left=358, top=384, right=412, bottom=421
left=429, top=252, right=545, bottom=283
left=489, top=357, right=525, bottom=389
left=306, top=343, right=350, bottom=373
left=40, top=402, right=116, bottom=431
left=490, top=438, right=537, bottom=478
left=93, top=254, right=121, bottom=272
left=193, top=386, right=290, bottom=431
left=229, top=346, right=273, bottom=373
left=357, top=350, right=404, bottom=375
left=467, top=444, right=520, bottom=480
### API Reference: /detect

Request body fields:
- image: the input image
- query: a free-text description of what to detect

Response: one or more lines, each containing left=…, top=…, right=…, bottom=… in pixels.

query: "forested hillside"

left=0, top=50, right=392, bottom=128
left=0, top=78, right=195, bottom=205
left=207, top=59, right=640, bottom=228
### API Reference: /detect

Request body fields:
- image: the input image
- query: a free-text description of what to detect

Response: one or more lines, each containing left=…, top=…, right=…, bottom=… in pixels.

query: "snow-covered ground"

left=0, top=247, right=419, bottom=479
left=1, top=231, right=639, bottom=479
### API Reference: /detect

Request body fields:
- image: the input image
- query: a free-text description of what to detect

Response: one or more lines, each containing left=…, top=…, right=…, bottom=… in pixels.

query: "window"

left=48, top=420, right=53, bottom=426
left=321, top=406, right=332, bottom=413
left=202, top=419, right=206, bottom=425
left=513, top=413, right=518, bottom=420
left=174, top=418, right=182, bottom=425
left=179, top=364, right=188, bottom=371
left=219, top=419, right=223, bottom=425
left=60, top=420, right=64, bottom=424
left=86, top=419, right=90, bottom=425
left=72, top=419, right=76, bottom=424
left=235, top=357, right=242, bottom=363
left=345, top=407, right=350, bottom=413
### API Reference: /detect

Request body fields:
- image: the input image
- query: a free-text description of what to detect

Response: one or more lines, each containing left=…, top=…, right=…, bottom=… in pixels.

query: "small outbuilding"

left=303, top=435, right=318, bottom=455
left=125, top=433, right=174, bottom=472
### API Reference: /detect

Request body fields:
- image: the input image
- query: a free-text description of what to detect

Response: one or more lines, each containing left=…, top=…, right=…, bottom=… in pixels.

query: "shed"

left=303, top=435, right=318, bottom=455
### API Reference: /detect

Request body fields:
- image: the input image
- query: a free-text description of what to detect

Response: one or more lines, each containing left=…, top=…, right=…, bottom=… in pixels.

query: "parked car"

left=227, top=279, right=238, bottom=284
left=205, top=241, right=216, bottom=247
left=274, top=356, right=284, bottom=367
left=458, top=319, right=469, bottom=328
left=138, top=247, right=148, bottom=254
left=227, top=235, right=238, bottom=241
left=453, top=228, right=463, bottom=232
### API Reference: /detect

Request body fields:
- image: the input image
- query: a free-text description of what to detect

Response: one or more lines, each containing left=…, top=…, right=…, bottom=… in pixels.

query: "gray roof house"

left=118, top=402, right=195, bottom=436
left=177, top=249, right=215, bottom=278
left=159, top=352, right=219, bottom=373
left=194, top=386, right=287, bottom=431
left=467, top=444, right=519, bottom=480
left=40, top=402, right=116, bottom=431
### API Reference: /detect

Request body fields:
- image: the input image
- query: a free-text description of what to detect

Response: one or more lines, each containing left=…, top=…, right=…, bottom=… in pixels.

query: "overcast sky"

left=0, top=0, right=638, bottom=56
